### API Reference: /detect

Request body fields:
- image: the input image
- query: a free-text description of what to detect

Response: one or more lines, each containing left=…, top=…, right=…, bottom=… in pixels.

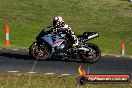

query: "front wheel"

left=79, top=43, right=101, bottom=63
left=29, top=42, right=50, bottom=60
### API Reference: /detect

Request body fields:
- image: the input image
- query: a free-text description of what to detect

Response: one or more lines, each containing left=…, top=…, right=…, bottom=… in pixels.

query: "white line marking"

left=115, top=56, right=121, bottom=58
left=8, top=71, right=19, bottom=73
left=61, top=74, right=70, bottom=76
left=45, top=73, right=55, bottom=75
left=27, top=72, right=37, bottom=74
left=13, top=49, right=18, bottom=50
left=101, top=53, right=105, bottom=56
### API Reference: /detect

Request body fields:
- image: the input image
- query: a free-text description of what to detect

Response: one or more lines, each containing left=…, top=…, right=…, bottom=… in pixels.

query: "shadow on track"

left=0, top=49, right=86, bottom=63
left=0, top=52, right=84, bottom=63
left=0, top=52, right=32, bottom=60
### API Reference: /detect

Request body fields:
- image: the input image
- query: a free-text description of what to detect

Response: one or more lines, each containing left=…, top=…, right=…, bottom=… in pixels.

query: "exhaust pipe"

left=88, top=33, right=99, bottom=40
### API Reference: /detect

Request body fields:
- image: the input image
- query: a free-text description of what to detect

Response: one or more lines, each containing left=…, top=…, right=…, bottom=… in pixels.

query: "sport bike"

left=29, top=28, right=101, bottom=63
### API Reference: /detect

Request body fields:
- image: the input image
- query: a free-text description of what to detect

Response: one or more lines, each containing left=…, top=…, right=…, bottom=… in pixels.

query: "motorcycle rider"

left=48, top=16, right=78, bottom=47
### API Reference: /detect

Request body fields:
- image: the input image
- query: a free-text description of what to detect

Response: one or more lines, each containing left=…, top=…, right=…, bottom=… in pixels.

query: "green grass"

left=0, top=73, right=132, bottom=88
left=0, top=0, right=132, bottom=55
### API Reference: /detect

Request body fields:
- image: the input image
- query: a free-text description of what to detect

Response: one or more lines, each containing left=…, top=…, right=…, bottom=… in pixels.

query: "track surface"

left=0, top=49, right=132, bottom=75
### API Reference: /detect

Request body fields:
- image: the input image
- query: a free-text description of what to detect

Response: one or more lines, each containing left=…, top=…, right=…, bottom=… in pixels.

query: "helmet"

left=53, top=16, right=64, bottom=27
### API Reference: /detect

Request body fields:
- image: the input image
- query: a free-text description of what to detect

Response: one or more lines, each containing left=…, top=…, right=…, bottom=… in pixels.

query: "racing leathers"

left=47, top=23, right=78, bottom=47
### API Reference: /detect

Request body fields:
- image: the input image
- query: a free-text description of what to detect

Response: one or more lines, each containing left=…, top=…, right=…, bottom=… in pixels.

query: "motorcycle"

left=29, top=27, right=101, bottom=63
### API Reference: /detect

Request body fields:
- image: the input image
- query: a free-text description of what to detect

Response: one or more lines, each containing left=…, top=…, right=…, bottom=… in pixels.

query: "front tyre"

left=29, top=42, right=50, bottom=60
left=80, top=43, right=101, bottom=63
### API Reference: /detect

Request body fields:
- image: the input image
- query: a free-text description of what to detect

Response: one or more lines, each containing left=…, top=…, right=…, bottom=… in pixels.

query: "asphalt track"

left=0, top=49, right=132, bottom=76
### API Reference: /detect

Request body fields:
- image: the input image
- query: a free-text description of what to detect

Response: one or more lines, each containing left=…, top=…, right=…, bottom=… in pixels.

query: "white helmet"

left=53, top=16, right=64, bottom=27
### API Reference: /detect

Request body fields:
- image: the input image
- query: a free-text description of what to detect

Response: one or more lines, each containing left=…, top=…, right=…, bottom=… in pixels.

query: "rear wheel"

left=29, top=42, right=50, bottom=60
left=79, top=43, right=101, bottom=63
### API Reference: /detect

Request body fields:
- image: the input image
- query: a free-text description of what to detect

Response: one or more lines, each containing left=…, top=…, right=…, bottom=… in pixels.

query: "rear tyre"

left=79, top=43, right=101, bottom=63
left=29, top=42, right=50, bottom=60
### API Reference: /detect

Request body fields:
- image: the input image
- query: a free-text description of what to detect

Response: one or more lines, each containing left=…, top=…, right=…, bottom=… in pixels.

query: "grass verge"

left=0, top=73, right=132, bottom=88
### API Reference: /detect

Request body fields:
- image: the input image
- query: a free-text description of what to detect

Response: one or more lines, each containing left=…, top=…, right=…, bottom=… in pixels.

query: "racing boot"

left=72, top=39, right=79, bottom=47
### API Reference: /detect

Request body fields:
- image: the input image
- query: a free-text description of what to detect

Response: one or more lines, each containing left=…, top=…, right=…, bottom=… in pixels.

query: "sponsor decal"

left=52, top=40, right=62, bottom=45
